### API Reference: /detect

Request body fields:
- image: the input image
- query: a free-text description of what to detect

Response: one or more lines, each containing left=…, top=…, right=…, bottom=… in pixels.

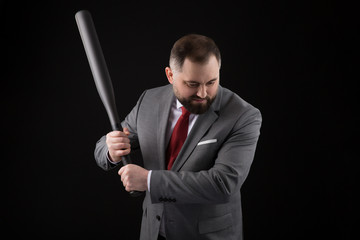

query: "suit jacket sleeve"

left=150, top=106, right=262, bottom=204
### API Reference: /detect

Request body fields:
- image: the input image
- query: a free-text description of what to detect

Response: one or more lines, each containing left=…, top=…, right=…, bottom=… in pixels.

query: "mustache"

left=191, top=96, right=210, bottom=101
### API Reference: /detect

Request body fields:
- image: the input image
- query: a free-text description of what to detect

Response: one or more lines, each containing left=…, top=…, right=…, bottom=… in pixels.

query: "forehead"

left=180, top=55, right=220, bottom=81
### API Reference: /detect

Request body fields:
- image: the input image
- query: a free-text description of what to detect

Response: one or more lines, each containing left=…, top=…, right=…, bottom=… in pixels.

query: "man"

left=94, top=34, right=262, bottom=240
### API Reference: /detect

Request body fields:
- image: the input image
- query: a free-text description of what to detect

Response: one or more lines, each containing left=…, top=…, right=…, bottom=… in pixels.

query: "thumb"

left=123, top=127, right=130, bottom=136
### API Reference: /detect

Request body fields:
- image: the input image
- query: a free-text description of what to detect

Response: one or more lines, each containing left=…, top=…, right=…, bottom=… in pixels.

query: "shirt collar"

left=176, top=99, right=198, bottom=117
left=176, top=99, right=183, bottom=110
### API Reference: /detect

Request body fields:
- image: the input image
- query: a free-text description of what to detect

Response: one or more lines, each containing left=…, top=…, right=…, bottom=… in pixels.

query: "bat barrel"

left=75, top=10, right=121, bottom=132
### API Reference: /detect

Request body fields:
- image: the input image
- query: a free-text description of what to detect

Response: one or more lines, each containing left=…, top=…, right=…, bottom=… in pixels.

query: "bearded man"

left=94, top=34, right=262, bottom=240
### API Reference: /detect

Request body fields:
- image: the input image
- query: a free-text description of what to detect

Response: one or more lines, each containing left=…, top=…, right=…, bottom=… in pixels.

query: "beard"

left=175, top=92, right=216, bottom=114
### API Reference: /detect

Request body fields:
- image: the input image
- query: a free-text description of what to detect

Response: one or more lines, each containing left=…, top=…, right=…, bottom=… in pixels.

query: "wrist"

left=107, top=151, right=121, bottom=164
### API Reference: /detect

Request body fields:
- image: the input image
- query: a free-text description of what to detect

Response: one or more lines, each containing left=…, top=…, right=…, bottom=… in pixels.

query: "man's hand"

left=106, top=128, right=131, bottom=163
left=118, top=164, right=149, bottom=192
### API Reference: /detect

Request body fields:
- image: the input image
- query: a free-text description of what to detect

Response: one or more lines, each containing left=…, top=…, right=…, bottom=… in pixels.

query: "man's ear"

left=165, top=67, right=174, bottom=84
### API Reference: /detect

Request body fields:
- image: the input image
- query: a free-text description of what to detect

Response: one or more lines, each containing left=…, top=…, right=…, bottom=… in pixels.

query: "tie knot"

left=181, top=106, right=190, bottom=118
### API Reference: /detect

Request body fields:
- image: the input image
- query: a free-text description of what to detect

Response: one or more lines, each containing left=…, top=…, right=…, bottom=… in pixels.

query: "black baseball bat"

left=75, top=10, right=143, bottom=197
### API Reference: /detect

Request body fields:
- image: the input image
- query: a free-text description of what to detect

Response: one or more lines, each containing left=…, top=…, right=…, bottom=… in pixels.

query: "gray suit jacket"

left=94, top=84, right=262, bottom=240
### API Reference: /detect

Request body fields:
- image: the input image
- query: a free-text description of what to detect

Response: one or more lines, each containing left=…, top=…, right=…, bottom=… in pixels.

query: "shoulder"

left=134, top=84, right=173, bottom=105
left=218, top=86, right=261, bottom=118
left=143, top=84, right=173, bottom=96
left=217, top=87, right=262, bottom=135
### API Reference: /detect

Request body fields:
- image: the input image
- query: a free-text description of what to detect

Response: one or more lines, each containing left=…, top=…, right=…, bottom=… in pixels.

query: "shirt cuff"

left=147, top=170, right=152, bottom=192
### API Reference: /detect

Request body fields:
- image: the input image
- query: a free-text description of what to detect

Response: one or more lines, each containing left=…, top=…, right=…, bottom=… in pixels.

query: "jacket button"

left=156, top=215, right=161, bottom=221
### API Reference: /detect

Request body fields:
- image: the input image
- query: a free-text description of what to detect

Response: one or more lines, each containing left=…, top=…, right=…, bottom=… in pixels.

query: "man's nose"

left=197, top=85, right=207, bottom=99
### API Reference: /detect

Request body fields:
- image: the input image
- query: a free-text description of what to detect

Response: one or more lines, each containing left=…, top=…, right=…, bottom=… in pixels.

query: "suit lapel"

left=172, top=86, right=223, bottom=171
left=157, top=85, right=175, bottom=170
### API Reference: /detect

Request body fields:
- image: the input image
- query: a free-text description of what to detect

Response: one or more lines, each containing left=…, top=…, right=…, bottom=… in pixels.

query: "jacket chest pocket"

left=184, top=143, right=219, bottom=171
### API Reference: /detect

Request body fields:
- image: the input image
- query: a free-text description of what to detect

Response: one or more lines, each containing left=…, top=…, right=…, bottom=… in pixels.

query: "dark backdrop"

left=3, top=0, right=357, bottom=239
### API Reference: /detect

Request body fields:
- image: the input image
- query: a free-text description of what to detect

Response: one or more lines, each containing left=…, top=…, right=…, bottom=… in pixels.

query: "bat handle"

left=114, top=126, right=144, bottom=198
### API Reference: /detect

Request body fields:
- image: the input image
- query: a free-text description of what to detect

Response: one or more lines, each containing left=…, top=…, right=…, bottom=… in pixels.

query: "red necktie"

left=166, top=106, right=191, bottom=170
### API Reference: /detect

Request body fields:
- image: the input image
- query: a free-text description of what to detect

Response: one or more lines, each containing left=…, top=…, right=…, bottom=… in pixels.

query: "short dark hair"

left=169, top=34, right=221, bottom=72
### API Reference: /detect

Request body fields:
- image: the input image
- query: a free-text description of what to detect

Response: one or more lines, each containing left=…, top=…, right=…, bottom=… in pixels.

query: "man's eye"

left=187, top=83, right=199, bottom=88
left=207, top=81, right=215, bottom=86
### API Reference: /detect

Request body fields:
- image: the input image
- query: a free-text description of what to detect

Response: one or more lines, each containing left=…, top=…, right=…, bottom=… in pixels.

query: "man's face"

left=166, top=55, right=220, bottom=114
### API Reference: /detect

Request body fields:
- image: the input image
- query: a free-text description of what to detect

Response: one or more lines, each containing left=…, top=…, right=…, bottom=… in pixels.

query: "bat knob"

left=130, top=190, right=144, bottom=197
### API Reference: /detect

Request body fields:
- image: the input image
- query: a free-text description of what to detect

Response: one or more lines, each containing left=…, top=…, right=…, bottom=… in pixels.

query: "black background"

left=3, top=0, right=357, bottom=239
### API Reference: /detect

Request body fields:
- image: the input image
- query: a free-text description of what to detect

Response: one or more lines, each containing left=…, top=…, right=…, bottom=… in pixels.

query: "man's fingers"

left=108, top=131, right=122, bottom=137
left=114, top=148, right=131, bottom=157
left=118, top=165, right=148, bottom=192
left=108, top=130, right=128, bottom=137
left=120, top=170, right=126, bottom=183
left=106, top=134, right=130, bottom=144
left=120, top=176, right=134, bottom=192
left=119, top=166, right=128, bottom=187
left=108, top=138, right=125, bottom=145
left=109, top=142, right=131, bottom=150
left=118, top=166, right=125, bottom=176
